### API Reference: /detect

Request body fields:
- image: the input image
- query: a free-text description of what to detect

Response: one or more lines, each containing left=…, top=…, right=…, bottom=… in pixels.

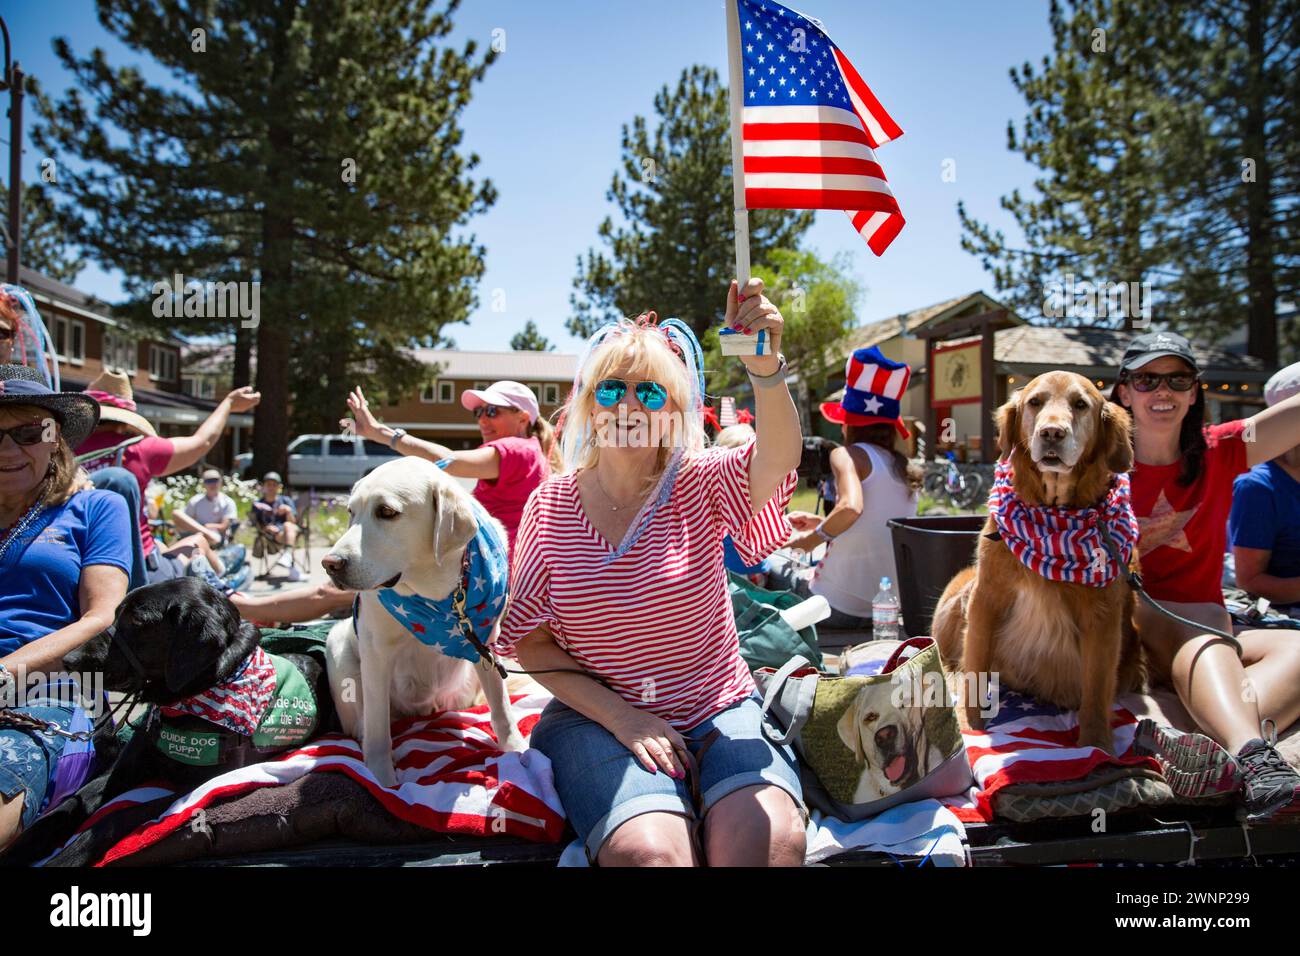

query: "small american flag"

left=733, top=0, right=905, bottom=254
left=719, top=396, right=738, bottom=427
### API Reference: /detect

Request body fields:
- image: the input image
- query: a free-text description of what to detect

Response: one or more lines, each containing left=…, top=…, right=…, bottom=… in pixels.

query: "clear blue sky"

left=5, top=0, right=1053, bottom=352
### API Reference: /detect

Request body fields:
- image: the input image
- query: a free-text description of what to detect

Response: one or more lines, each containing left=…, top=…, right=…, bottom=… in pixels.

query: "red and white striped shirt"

left=496, top=441, right=796, bottom=730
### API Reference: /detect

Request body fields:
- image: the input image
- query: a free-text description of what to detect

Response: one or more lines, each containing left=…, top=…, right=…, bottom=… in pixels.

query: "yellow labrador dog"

left=323, top=457, right=524, bottom=787
left=836, top=688, right=944, bottom=803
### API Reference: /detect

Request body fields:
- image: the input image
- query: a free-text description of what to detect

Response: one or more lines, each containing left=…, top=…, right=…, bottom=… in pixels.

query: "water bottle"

left=872, top=576, right=901, bottom=641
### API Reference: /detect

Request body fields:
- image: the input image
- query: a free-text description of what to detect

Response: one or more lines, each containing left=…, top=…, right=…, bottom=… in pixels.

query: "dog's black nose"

left=875, top=725, right=897, bottom=749
left=1037, top=423, right=1067, bottom=443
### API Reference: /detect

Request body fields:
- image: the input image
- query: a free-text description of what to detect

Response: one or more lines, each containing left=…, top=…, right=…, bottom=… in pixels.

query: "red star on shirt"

left=1137, top=489, right=1197, bottom=555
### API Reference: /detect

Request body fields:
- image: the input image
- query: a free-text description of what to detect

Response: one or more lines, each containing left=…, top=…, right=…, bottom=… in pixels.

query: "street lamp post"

left=0, top=17, right=24, bottom=285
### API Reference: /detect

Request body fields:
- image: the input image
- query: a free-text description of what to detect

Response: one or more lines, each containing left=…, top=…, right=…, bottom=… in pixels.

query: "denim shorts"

left=530, top=693, right=804, bottom=862
left=0, top=697, right=85, bottom=830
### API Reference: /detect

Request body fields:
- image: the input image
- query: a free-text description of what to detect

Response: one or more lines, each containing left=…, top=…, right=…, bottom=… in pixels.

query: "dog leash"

left=0, top=624, right=145, bottom=741
left=1095, top=517, right=1242, bottom=651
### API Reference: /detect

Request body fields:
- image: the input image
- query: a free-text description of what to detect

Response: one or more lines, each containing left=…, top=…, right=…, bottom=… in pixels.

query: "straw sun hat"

left=84, top=369, right=157, bottom=437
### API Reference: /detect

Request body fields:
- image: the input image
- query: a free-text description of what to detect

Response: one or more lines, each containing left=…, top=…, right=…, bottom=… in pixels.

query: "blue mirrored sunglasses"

left=594, top=378, right=669, bottom=411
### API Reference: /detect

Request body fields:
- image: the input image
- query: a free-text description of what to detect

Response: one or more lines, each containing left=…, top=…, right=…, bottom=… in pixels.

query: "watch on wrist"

left=813, top=523, right=835, bottom=543
left=388, top=428, right=407, bottom=449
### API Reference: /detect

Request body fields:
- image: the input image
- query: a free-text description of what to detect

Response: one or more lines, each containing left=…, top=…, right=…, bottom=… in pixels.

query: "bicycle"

left=923, top=452, right=986, bottom=510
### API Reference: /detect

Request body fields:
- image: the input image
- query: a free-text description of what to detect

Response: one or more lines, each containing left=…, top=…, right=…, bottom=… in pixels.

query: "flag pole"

left=725, top=0, right=750, bottom=288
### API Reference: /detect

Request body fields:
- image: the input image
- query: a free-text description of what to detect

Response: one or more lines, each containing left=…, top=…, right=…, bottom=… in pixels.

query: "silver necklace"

left=0, top=496, right=48, bottom=565
left=592, top=470, right=646, bottom=513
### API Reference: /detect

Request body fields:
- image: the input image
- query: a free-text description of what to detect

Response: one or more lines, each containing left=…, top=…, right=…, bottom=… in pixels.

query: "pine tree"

left=705, top=248, right=861, bottom=424
left=510, top=320, right=553, bottom=352
left=1149, top=0, right=1300, bottom=363
left=959, top=0, right=1300, bottom=362
left=34, top=0, right=495, bottom=471
left=0, top=183, right=85, bottom=283
left=958, top=0, right=1174, bottom=332
left=570, top=65, right=813, bottom=341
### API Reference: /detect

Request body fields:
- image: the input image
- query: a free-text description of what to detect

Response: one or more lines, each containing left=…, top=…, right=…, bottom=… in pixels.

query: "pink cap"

left=460, top=380, right=539, bottom=423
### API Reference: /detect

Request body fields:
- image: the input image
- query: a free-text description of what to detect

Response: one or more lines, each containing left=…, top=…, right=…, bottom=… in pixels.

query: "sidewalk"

left=240, top=542, right=333, bottom=596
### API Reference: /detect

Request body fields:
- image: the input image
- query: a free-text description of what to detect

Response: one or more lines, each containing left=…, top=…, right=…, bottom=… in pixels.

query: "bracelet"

left=748, top=353, right=788, bottom=389
left=388, top=428, right=407, bottom=449
left=813, top=523, right=835, bottom=543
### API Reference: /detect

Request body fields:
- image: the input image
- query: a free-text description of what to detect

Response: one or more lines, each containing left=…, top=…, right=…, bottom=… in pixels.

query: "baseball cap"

left=201, top=467, right=221, bottom=481
left=1120, top=331, right=1200, bottom=374
left=460, top=380, right=540, bottom=423
left=262, top=471, right=283, bottom=484
left=1265, top=361, right=1300, bottom=408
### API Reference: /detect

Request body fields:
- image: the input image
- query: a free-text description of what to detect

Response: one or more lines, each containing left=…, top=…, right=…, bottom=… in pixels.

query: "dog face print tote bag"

left=753, top=638, right=972, bottom=820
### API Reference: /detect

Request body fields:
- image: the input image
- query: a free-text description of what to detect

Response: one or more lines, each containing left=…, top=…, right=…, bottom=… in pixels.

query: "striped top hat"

left=820, top=346, right=912, bottom=439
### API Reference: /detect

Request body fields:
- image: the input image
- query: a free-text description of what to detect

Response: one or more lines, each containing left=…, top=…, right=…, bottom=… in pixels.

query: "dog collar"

left=987, top=460, right=1139, bottom=587
left=374, top=500, right=509, bottom=663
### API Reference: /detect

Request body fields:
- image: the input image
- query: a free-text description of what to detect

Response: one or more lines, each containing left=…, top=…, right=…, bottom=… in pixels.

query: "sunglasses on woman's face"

left=594, top=378, right=669, bottom=411
left=0, top=423, right=48, bottom=447
left=473, top=405, right=506, bottom=420
left=1125, top=371, right=1198, bottom=393
left=0, top=327, right=14, bottom=342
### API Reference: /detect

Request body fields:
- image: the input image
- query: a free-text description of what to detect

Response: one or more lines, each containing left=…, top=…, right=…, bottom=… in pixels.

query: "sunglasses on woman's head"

left=1124, top=371, right=1198, bottom=393
left=0, top=423, right=48, bottom=447
left=473, top=405, right=507, bottom=420
left=594, top=378, right=669, bottom=411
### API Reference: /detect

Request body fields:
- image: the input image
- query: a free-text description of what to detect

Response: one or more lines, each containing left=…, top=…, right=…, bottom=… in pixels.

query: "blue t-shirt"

left=252, top=495, right=296, bottom=528
left=1229, top=462, right=1300, bottom=580
left=0, top=490, right=132, bottom=655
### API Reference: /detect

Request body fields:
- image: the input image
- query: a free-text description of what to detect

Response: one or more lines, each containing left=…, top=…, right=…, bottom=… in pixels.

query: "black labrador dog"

left=3, top=578, right=336, bottom=867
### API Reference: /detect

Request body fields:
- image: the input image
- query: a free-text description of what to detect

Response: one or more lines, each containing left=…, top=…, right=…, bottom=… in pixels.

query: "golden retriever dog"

left=323, top=457, right=525, bottom=787
left=932, top=372, right=1146, bottom=753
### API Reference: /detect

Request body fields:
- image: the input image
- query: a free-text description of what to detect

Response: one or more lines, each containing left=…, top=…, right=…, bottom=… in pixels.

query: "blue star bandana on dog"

left=375, top=500, right=509, bottom=663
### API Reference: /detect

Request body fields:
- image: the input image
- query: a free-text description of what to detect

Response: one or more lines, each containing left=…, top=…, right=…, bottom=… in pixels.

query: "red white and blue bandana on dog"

left=987, top=459, right=1139, bottom=587
left=160, top=645, right=277, bottom=736
left=375, top=499, right=509, bottom=662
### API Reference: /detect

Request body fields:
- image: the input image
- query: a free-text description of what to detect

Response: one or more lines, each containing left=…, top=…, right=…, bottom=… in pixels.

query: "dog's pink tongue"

left=885, top=755, right=907, bottom=783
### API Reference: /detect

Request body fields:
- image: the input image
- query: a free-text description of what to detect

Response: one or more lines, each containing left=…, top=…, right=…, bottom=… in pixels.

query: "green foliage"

left=34, top=0, right=496, bottom=471
left=959, top=0, right=1299, bottom=364
left=570, top=65, right=813, bottom=341
left=510, top=319, right=554, bottom=351
left=705, top=247, right=862, bottom=418
left=157, top=472, right=258, bottom=522
left=0, top=182, right=85, bottom=283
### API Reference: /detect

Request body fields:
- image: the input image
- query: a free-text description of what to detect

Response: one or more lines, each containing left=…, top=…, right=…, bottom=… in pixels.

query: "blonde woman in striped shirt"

left=496, top=279, right=805, bottom=866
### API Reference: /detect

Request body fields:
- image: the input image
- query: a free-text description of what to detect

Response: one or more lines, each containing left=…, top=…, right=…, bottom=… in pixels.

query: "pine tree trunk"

left=233, top=321, right=252, bottom=389
left=1244, top=0, right=1278, bottom=364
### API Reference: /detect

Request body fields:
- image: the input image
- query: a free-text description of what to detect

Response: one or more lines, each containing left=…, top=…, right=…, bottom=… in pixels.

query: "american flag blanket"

left=942, top=688, right=1160, bottom=824
left=40, top=692, right=565, bottom=866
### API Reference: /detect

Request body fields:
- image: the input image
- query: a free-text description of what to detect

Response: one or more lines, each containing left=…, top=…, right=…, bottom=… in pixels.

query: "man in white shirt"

left=175, top=468, right=238, bottom=546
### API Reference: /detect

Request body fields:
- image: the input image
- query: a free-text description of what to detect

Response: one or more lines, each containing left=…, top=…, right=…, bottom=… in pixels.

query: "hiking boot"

left=1134, top=718, right=1241, bottom=799
left=1236, top=722, right=1300, bottom=823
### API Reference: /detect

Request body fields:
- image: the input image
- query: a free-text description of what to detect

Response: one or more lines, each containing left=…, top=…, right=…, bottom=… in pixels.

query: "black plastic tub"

left=887, top=514, right=986, bottom=637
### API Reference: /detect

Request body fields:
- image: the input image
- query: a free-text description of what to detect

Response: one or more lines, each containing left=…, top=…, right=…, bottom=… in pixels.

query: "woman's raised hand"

left=341, top=386, right=385, bottom=441
left=725, top=277, right=784, bottom=378
left=608, top=704, right=688, bottom=779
